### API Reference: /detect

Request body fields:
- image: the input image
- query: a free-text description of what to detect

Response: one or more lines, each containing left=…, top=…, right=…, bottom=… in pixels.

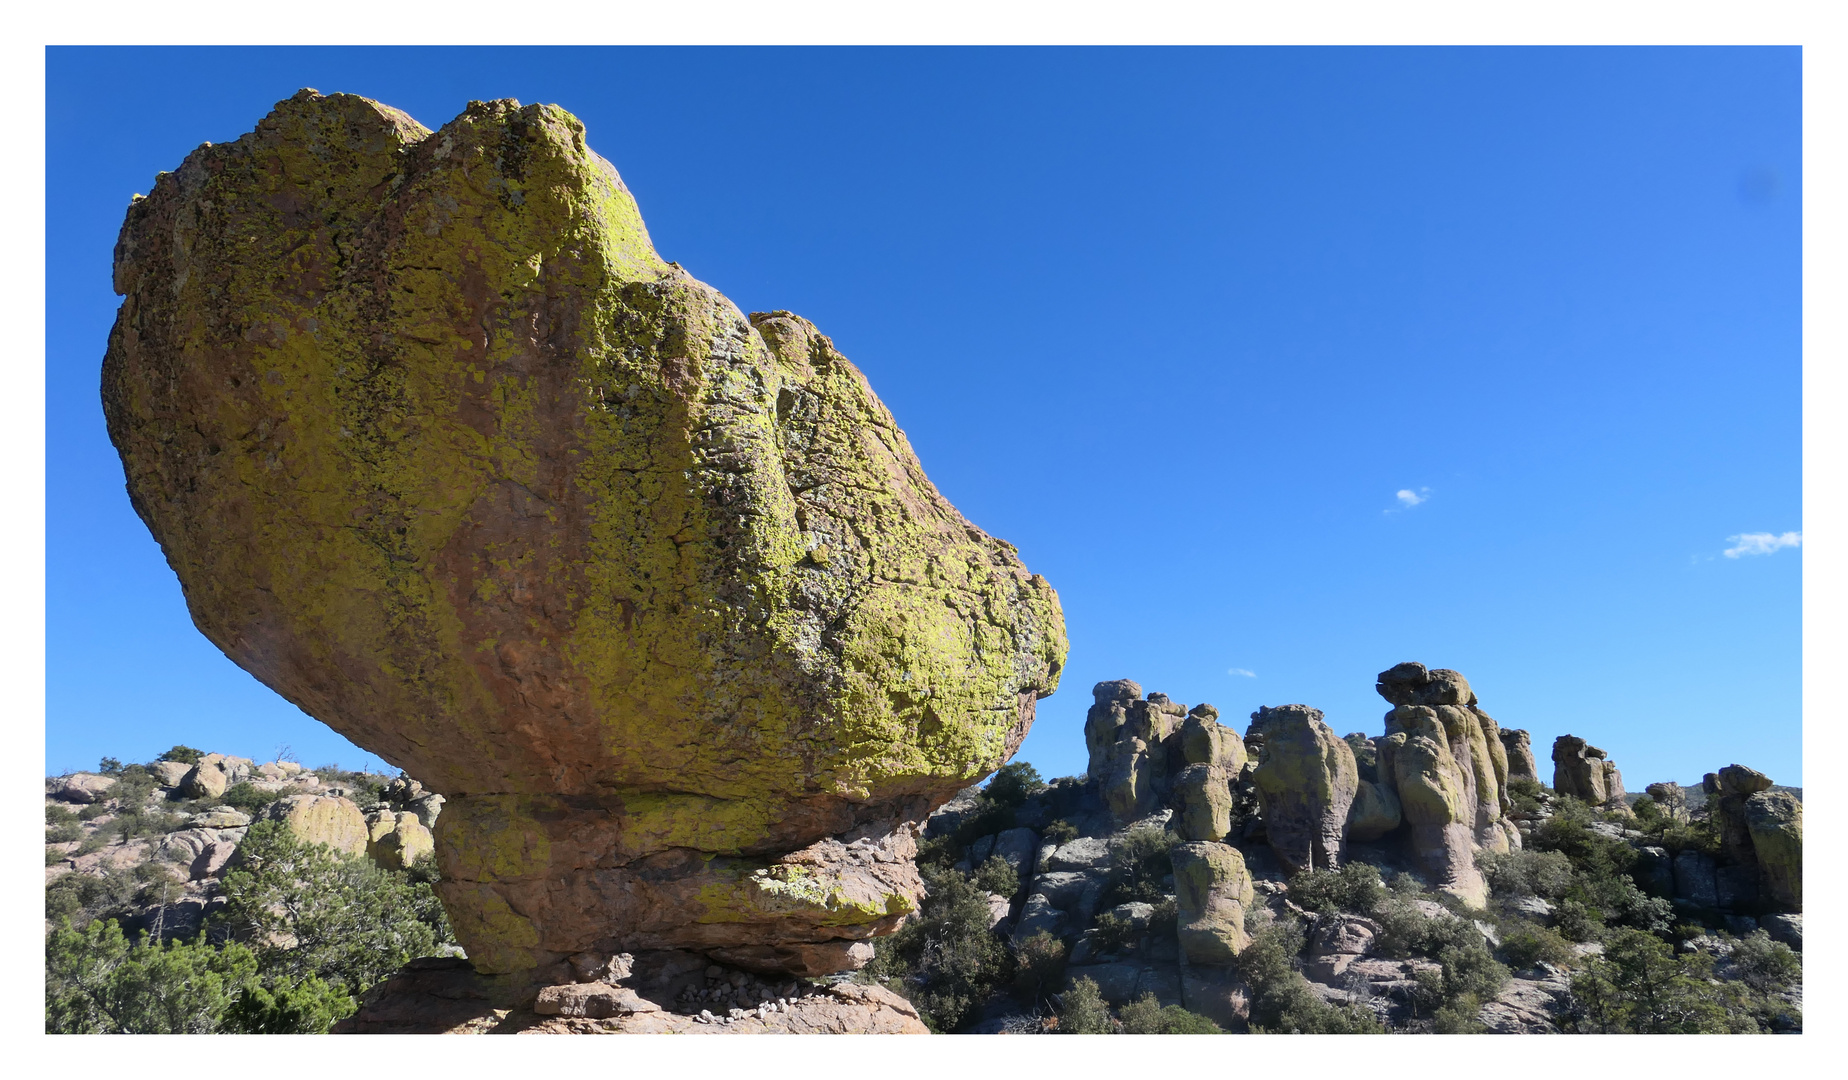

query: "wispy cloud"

left=1227, top=668, right=1256, bottom=678
left=1723, top=531, right=1802, bottom=559
left=1385, top=487, right=1431, bottom=514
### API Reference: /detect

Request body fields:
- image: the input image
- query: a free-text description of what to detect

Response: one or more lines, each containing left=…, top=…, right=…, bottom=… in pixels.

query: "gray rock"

left=1762, top=913, right=1802, bottom=951
left=53, top=773, right=117, bottom=804
left=1636, top=845, right=1674, bottom=898
left=1032, top=871, right=1093, bottom=908
left=1065, top=962, right=1144, bottom=1004
left=1673, top=850, right=1718, bottom=907
left=1715, top=863, right=1760, bottom=910
left=989, top=827, right=1038, bottom=881
left=984, top=892, right=1012, bottom=931
left=1040, top=836, right=1111, bottom=873
left=966, top=834, right=996, bottom=865
left=923, top=785, right=985, bottom=839
left=1012, top=893, right=1065, bottom=941
left=1503, top=895, right=1555, bottom=924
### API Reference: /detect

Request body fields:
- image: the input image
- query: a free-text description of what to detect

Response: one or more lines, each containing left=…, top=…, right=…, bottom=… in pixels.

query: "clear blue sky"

left=46, top=47, right=1801, bottom=790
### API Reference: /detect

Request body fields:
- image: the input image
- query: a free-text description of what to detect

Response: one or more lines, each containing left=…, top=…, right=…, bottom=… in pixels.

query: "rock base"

left=334, top=957, right=928, bottom=1034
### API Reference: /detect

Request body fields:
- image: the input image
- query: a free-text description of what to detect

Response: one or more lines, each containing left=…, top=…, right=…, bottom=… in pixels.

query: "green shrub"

left=47, top=805, right=78, bottom=826
left=973, top=855, right=1019, bottom=898
left=98, top=757, right=125, bottom=777
left=156, top=746, right=205, bottom=765
left=1057, top=976, right=1113, bottom=1034
left=1099, top=825, right=1177, bottom=907
left=46, top=920, right=258, bottom=1034
left=1043, top=818, right=1079, bottom=846
left=46, top=866, right=150, bottom=930
left=78, top=803, right=110, bottom=821
left=1497, top=921, right=1574, bottom=970
left=47, top=822, right=84, bottom=844
left=1567, top=928, right=1733, bottom=1033
left=1012, top=930, right=1067, bottom=1003
left=218, top=783, right=274, bottom=815
left=1727, top=930, right=1801, bottom=994
left=1090, top=912, right=1139, bottom=955
left=214, top=821, right=451, bottom=997
left=1478, top=850, right=1574, bottom=898
left=1553, top=899, right=1599, bottom=942
left=222, top=976, right=356, bottom=1033
left=861, top=865, right=1012, bottom=1032
left=1237, top=920, right=1383, bottom=1034
left=1505, top=776, right=1547, bottom=800
left=984, top=762, right=1045, bottom=808
left=1119, top=992, right=1222, bottom=1033
left=1288, top=862, right=1386, bottom=915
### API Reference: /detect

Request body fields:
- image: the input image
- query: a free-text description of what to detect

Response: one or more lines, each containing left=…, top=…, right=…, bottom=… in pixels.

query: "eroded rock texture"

left=102, top=91, right=1066, bottom=978
left=1372, top=663, right=1517, bottom=906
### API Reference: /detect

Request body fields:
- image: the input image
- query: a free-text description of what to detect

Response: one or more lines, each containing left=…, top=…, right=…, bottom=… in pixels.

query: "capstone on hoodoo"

left=102, top=90, right=1067, bottom=986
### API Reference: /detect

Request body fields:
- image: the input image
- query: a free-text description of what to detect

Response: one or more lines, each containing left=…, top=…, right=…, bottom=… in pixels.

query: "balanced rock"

left=1551, top=736, right=1631, bottom=816
left=1178, top=705, right=1247, bottom=773
left=1087, top=684, right=1184, bottom=823
left=152, top=760, right=194, bottom=787
left=1248, top=705, right=1357, bottom=873
left=1498, top=729, right=1539, bottom=782
left=180, top=754, right=235, bottom=801
left=1645, top=782, right=1689, bottom=823
left=102, top=91, right=1066, bottom=979
left=1172, top=841, right=1255, bottom=964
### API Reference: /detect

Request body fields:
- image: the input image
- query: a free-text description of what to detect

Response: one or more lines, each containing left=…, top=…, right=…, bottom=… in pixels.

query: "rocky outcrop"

left=102, top=91, right=1066, bottom=981
left=1087, top=683, right=1188, bottom=822
left=1551, top=736, right=1631, bottom=816
left=1371, top=663, right=1518, bottom=906
left=1344, top=777, right=1402, bottom=842
left=1744, top=790, right=1801, bottom=911
left=51, top=773, right=117, bottom=804
left=1498, top=729, right=1538, bottom=782
left=1248, top=706, right=1357, bottom=873
left=366, top=809, right=437, bottom=870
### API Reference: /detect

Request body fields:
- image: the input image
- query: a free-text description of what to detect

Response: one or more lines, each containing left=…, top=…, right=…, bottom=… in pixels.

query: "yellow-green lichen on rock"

left=102, top=90, right=1065, bottom=976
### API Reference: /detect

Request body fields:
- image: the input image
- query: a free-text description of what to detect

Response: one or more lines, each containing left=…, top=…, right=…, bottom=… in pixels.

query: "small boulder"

left=180, top=754, right=234, bottom=801
left=190, top=807, right=253, bottom=829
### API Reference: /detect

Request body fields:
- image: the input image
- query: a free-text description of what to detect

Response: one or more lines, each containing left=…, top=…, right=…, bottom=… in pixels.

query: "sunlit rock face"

left=103, top=90, right=1066, bottom=976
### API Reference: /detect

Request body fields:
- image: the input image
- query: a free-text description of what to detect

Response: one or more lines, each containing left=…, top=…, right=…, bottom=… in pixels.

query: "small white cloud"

left=1227, top=668, right=1256, bottom=678
left=1396, top=488, right=1429, bottom=508
left=1723, top=531, right=1802, bottom=558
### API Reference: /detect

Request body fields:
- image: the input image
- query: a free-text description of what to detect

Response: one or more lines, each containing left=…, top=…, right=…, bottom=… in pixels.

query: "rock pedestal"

left=1499, top=729, right=1539, bottom=782
left=103, top=91, right=1066, bottom=982
left=1551, top=736, right=1632, bottom=817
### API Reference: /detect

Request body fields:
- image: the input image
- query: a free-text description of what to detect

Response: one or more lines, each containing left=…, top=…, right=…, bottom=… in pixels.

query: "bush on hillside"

left=218, top=783, right=274, bottom=815
left=214, top=821, right=451, bottom=997
left=1042, top=818, right=1079, bottom=845
left=1477, top=849, right=1574, bottom=899
left=973, top=855, right=1019, bottom=899
left=1099, top=825, right=1178, bottom=907
left=1056, top=976, right=1113, bottom=1034
left=1288, top=862, right=1386, bottom=915
left=1012, top=930, right=1067, bottom=1004
left=1118, top=992, right=1222, bottom=1033
left=46, top=919, right=257, bottom=1034
left=1567, top=928, right=1733, bottom=1033
left=1236, top=920, right=1383, bottom=1034
left=861, top=864, right=1012, bottom=1032
left=156, top=746, right=205, bottom=765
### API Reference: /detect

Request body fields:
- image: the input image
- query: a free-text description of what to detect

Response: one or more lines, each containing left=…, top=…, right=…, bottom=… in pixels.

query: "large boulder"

left=367, top=808, right=437, bottom=871
left=1744, top=790, right=1801, bottom=912
left=152, top=760, right=194, bottom=787
left=52, top=773, right=117, bottom=804
left=1178, top=705, right=1246, bottom=773
left=1248, top=705, right=1357, bottom=873
left=1090, top=688, right=1186, bottom=823
left=1171, top=842, right=1255, bottom=965
left=1171, top=763, right=1232, bottom=842
left=180, top=754, right=235, bottom=801
left=264, top=794, right=369, bottom=856
left=1379, top=703, right=1486, bottom=907
left=102, top=92, right=1066, bottom=979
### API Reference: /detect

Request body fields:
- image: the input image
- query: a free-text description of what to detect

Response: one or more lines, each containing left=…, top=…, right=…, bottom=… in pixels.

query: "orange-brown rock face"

left=102, top=90, right=1066, bottom=977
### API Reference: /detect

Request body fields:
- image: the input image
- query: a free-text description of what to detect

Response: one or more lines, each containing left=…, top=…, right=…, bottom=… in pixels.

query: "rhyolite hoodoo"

left=102, top=91, right=1066, bottom=989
